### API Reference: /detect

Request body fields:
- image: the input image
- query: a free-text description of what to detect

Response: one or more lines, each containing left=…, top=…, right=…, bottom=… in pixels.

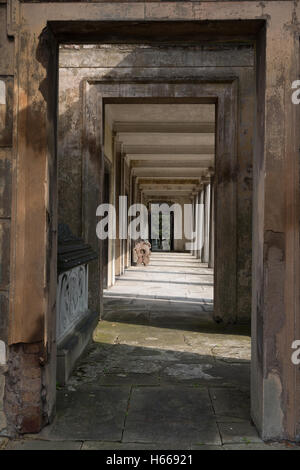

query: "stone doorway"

left=5, top=13, right=300, bottom=442
left=150, top=204, right=175, bottom=252
left=47, top=42, right=249, bottom=444
left=6, top=31, right=252, bottom=440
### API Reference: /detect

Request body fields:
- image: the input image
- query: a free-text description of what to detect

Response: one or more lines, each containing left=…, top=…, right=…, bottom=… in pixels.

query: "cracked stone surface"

left=4, top=253, right=300, bottom=450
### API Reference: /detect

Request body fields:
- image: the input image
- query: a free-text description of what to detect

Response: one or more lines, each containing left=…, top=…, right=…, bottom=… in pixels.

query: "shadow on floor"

left=39, top=337, right=251, bottom=445
left=103, top=297, right=251, bottom=336
left=114, top=277, right=214, bottom=287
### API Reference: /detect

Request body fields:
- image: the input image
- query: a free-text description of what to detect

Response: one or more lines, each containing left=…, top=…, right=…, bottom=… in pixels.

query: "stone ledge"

left=57, top=310, right=99, bottom=386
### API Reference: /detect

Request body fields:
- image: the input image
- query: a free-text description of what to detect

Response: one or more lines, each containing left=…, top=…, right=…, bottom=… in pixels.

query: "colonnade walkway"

left=6, top=253, right=294, bottom=449
left=104, top=252, right=215, bottom=328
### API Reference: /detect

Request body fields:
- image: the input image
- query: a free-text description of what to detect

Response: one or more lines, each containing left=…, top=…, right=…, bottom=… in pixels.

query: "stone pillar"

left=120, top=154, right=126, bottom=275
left=203, top=182, right=211, bottom=264
left=107, top=162, right=115, bottom=288
left=5, top=27, right=60, bottom=433
left=124, top=161, right=130, bottom=269
left=195, top=192, right=200, bottom=259
left=127, top=168, right=133, bottom=268
left=130, top=174, right=137, bottom=265
left=209, top=179, right=215, bottom=269
left=198, top=188, right=205, bottom=261
left=251, top=19, right=300, bottom=441
left=114, top=139, right=122, bottom=277
left=107, top=142, right=117, bottom=288
left=134, top=178, right=139, bottom=206
left=190, top=195, right=195, bottom=255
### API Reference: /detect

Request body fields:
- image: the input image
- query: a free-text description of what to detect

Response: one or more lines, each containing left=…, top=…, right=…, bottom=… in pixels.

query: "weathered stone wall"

left=58, top=42, right=255, bottom=322
left=4, top=342, right=44, bottom=435
left=0, top=3, right=14, bottom=435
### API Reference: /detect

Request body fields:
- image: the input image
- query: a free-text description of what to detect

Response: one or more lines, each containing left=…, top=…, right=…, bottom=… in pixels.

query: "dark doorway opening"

left=150, top=203, right=175, bottom=252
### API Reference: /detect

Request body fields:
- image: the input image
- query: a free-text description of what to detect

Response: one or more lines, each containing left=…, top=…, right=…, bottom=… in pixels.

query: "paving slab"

left=115, top=325, right=186, bottom=350
left=99, top=372, right=160, bottom=386
left=6, top=440, right=82, bottom=450
left=210, top=388, right=250, bottom=420
left=160, top=363, right=218, bottom=384
left=81, top=441, right=190, bottom=450
left=191, top=444, right=223, bottom=450
left=43, top=388, right=130, bottom=441
left=207, top=363, right=250, bottom=390
left=223, top=443, right=300, bottom=450
left=123, top=386, right=221, bottom=446
left=218, top=421, right=261, bottom=444
left=104, top=254, right=213, bottom=308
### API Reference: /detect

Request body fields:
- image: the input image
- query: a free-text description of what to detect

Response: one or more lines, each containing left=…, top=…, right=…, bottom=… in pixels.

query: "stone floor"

left=3, top=253, right=300, bottom=450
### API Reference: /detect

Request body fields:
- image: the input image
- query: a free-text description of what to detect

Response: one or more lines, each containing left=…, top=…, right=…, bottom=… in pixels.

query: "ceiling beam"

left=144, top=195, right=193, bottom=202
left=123, top=144, right=215, bottom=155
left=130, top=160, right=213, bottom=169
left=138, top=178, right=200, bottom=185
left=133, top=168, right=208, bottom=177
left=140, top=186, right=196, bottom=192
left=126, top=154, right=214, bottom=163
left=113, top=121, right=215, bottom=134
left=142, top=190, right=193, bottom=197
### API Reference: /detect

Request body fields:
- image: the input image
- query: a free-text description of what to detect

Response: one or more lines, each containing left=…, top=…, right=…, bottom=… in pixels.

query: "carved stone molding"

left=56, top=265, right=88, bottom=343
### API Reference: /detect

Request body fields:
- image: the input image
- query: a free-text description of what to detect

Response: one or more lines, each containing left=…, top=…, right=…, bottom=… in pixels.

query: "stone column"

left=209, top=178, right=215, bottom=269
left=114, top=139, right=122, bottom=277
left=190, top=195, right=195, bottom=255
left=194, top=192, right=200, bottom=258
left=198, top=187, right=205, bottom=261
left=203, top=181, right=211, bottom=264
left=250, top=18, right=300, bottom=441
left=107, top=167, right=113, bottom=289
left=120, top=154, right=126, bottom=275
left=127, top=167, right=133, bottom=268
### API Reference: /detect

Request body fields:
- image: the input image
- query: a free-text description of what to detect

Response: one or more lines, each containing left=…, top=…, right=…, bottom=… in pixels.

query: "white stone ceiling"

left=105, top=103, right=215, bottom=200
